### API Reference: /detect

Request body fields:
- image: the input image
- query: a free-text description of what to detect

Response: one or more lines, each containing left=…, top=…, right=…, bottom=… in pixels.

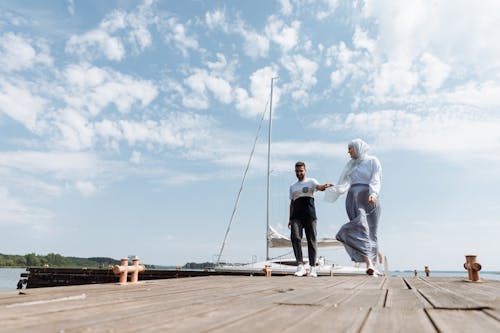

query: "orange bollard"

left=464, top=255, right=482, bottom=281
left=263, top=265, right=272, bottom=277
left=113, top=257, right=145, bottom=285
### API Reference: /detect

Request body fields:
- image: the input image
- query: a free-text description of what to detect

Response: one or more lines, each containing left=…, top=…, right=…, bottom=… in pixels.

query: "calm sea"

left=391, top=270, right=500, bottom=281
left=0, top=268, right=26, bottom=290
left=0, top=268, right=499, bottom=290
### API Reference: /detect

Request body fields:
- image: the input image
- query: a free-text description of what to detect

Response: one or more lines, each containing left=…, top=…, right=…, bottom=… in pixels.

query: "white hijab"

left=324, top=138, right=370, bottom=203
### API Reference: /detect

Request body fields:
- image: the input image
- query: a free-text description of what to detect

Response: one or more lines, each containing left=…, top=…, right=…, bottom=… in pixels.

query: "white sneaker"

left=294, top=264, right=306, bottom=277
left=310, top=267, right=318, bottom=278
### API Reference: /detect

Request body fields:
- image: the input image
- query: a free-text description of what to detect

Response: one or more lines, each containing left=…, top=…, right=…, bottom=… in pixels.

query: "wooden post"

left=464, top=255, right=481, bottom=281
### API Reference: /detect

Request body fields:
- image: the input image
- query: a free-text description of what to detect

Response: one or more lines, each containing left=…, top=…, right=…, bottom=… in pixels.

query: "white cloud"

left=442, top=81, right=500, bottom=109
left=53, top=109, right=95, bottom=151
left=316, top=0, right=340, bottom=21
left=74, top=180, right=97, bottom=196
left=66, top=29, right=125, bottom=61
left=281, top=54, right=318, bottom=102
left=62, top=63, right=158, bottom=115
left=372, top=60, right=419, bottom=100
left=115, top=112, right=213, bottom=149
left=164, top=17, right=199, bottom=56
left=326, top=41, right=368, bottom=88
left=313, top=107, right=500, bottom=161
left=279, top=0, right=293, bottom=16
left=352, top=26, right=376, bottom=54
left=205, top=53, right=238, bottom=82
left=220, top=13, right=300, bottom=59
left=356, top=0, right=500, bottom=101
left=130, top=151, right=142, bottom=164
left=241, top=29, right=270, bottom=59
left=182, top=73, right=209, bottom=109
left=205, top=9, right=228, bottom=32
left=0, top=79, right=47, bottom=132
left=0, top=151, right=99, bottom=180
left=181, top=54, right=237, bottom=109
left=0, top=32, right=52, bottom=71
left=0, top=186, right=54, bottom=228
left=234, top=66, right=280, bottom=118
left=418, top=52, right=451, bottom=92
left=67, top=0, right=75, bottom=15
left=123, top=0, right=155, bottom=52
left=265, top=16, right=300, bottom=53
left=163, top=173, right=210, bottom=185
left=183, top=69, right=233, bottom=109
left=65, top=1, right=155, bottom=60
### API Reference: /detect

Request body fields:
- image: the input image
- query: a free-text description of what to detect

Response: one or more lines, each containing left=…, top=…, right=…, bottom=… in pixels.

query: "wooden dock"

left=1, top=275, right=499, bottom=332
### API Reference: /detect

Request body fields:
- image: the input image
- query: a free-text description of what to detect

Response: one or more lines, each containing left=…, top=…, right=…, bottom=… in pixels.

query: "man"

left=289, top=161, right=332, bottom=277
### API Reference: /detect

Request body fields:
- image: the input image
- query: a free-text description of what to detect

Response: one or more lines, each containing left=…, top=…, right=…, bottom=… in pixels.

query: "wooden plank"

left=328, top=276, right=372, bottom=289
left=338, top=289, right=386, bottom=309
left=385, top=289, right=430, bottom=309
left=358, top=276, right=386, bottom=289
left=426, top=309, right=500, bottom=332
left=361, top=308, right=437, bottom=333
left=403, top=277, right=486, bottom=309
left=271, top=306, right=369, bottom=333
left=421, top=279, right=500, bottom=308
left=484, top=308, right=500, bottom=321
left=403, top=277, right=433, bottom=290
left=417, top=287, right=483, bottom=309
left=382, top=276, right=409, bottom=290
left=207, top=304, right=319, bottom=332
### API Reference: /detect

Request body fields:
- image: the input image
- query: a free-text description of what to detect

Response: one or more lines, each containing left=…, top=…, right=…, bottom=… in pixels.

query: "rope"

left=215, top=100, right=270, bottom=265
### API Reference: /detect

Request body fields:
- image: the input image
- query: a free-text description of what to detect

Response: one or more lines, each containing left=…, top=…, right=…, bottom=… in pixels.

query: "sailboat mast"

left=266, top=77, right=277, bottom=260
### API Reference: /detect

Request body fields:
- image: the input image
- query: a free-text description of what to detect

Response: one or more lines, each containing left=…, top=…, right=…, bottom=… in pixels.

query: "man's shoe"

left=294, top=264, right=306, bottom=277
left=310, top=267, right=318, bottom=278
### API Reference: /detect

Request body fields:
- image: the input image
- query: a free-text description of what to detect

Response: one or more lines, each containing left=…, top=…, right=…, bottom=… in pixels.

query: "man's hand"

left=317, top=183, right=334, bottom=191
left=368, top=194, right=377, bottom=205
left=288, top=221, right=291, bottom=229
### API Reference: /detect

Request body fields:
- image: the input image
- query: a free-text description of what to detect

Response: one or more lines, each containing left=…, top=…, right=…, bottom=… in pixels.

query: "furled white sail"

left=268, top=226, right=343, bottom=248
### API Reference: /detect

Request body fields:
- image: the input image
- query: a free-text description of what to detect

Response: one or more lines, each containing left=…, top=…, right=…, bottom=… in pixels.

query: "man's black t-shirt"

left=289, top=178, right=318, bottom=220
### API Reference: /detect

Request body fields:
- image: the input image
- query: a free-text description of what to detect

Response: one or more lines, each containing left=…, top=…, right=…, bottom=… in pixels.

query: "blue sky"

left=1, top=0, right=499, bottom=271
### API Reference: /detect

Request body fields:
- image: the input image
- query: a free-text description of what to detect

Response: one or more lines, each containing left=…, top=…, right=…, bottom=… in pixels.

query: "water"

left=0, top=268, right=26, bottom=290
left=391, top=270, right=500, bottom=281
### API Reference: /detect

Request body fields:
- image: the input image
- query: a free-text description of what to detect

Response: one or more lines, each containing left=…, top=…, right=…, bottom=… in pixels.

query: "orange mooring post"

left=464, top=255, right=482, bottom=281
left=113, top=257, right=145, bottom=285
left=263, top=265, right=272, bottom=277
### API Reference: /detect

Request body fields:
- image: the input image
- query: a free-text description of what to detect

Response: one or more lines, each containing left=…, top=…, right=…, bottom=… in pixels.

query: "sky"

left=1, top=0, right=499, bottom=271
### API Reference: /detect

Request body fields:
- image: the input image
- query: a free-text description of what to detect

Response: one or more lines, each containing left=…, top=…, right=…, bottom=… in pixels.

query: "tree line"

left=0, top=253, right=121, bottom=268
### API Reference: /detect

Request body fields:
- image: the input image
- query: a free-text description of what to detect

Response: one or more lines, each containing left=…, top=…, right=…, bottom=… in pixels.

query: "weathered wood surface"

left=1, top=275, right=499, bottom=332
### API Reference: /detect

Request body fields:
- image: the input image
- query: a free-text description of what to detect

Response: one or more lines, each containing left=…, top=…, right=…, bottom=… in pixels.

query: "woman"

left=325, top=139, right=382, bottom=275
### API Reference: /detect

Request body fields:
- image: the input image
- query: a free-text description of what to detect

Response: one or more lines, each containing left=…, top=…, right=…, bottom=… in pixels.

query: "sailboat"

left=214, top=78, right=369, bottom=276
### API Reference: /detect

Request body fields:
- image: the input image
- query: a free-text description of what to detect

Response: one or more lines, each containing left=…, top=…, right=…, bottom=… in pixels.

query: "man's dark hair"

left=295, top=161, right=306, bottom=168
